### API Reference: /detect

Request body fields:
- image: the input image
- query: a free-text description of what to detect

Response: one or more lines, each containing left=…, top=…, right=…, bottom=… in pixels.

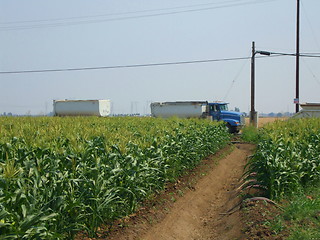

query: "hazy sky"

left=1, top=0, right=319, bottom=115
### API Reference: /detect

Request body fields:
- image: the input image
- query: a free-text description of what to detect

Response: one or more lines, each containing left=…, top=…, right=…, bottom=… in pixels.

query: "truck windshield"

left=219, top=104, right=228, bottom=111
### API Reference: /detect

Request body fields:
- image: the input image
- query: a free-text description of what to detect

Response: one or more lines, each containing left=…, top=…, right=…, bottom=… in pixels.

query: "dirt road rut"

left=140, top=144, right=254, bottom=240
left=94, top=143, right=255, bottom=240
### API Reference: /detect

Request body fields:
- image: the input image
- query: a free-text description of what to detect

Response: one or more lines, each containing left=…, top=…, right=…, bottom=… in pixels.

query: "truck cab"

left=208, top=102, right=245, bottom=133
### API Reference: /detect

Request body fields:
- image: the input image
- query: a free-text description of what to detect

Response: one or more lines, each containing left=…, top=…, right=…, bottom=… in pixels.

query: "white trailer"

left=53, top=99, right=111, bottom=117
left=292, top=103, right=320, bottom=118
left=150, top=101, right=208, bottom=118
left=151, top=101, right=245, bottom=133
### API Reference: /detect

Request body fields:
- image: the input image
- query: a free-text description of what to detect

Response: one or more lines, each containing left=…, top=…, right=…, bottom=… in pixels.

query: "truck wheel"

left=226, top=123, right=238, bottom=134
left=226, top=123, right=233, bottom=133
left=233, top=128, right=240, bottom=134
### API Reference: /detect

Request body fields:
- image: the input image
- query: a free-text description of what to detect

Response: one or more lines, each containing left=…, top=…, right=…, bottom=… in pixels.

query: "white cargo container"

left=151, top=101, right=245, bottom=133
left=150, top=101, right=208, bottom=118
left=292, top=103, right=320, bottom=118
left=53, top=99, right=111, bottom=117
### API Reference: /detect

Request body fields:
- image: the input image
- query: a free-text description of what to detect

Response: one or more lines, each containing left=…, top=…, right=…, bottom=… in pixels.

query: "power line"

left=252, top=51, right=320, bottom=58
left=301, top=2, right=320, bottom=53
left=301, top=58, right=320, bottom=86
left=0, top=56, right=251, bottom=74
left=269, top=52, right=320, bottom=58
left=301, top=52, right=320, bottom=55
left=1, top=53, right=319, bottom=75
left=0, top=0, right=277, bottom=31
left=0, top=0, right=261, bottom=25
left=223, top=59, right=248, bottom=101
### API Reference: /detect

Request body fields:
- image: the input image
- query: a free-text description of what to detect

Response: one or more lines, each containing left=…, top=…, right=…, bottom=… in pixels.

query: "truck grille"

left=241, top=115, right=245, bottom=125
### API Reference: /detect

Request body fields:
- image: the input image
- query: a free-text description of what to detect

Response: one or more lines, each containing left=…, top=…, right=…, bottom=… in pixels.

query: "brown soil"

left=76, top=119, right=295, bottom=240
left=78, top=143, right=256, bottom=240
left=241, top=200, right=289, bottom=240
left=245, top=117, right=288, bottom=128
left=140, top=143, right=252, bottom=240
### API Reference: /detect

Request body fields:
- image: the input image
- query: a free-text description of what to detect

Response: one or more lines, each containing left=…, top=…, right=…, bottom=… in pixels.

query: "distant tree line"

left=1, top=111, right=293, bottom=118
left=259, top=112, right=294, bottom=118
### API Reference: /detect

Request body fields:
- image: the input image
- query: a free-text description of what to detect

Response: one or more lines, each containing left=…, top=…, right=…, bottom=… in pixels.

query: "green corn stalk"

left=245, top=118, right=320, bottom=199
left=0, top=116, right=230, bottom=238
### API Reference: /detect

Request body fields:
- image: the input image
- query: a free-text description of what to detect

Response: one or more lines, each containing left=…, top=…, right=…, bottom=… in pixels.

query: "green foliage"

left=245, top=118, right=320, bottom=199
left=241, top=125, right=260, bottom=143
left=287, top=230, right=320, bottom=240
left=0, top=117, right=230, bottom=238
left=283, top=186, right=320, bottom=223
left=269, top=184, right=320, bottom=239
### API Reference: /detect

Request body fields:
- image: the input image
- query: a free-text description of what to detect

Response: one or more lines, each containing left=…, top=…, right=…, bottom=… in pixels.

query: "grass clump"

left=284, top=185, right=320, bottom=240
left=241, top=125, right=260, bottom=143
left=268, top=184, right=320, bottom=239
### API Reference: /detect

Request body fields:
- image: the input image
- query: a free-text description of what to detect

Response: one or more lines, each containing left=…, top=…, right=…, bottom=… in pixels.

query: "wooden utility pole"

left=250, top=41, right=257, bottom=127
left=250, top=42, right=270, bottom=127
left=295, top=0, right=300, bottom=113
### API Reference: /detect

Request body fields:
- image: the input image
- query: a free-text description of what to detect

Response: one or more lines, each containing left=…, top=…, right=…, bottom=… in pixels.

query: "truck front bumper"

left=232, top=124, right=245, bottom=133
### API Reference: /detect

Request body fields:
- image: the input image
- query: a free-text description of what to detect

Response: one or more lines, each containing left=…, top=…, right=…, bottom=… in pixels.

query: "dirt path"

left=140, top=143, right=254, bottom=240
left=87, top=143, right=255, bottom=240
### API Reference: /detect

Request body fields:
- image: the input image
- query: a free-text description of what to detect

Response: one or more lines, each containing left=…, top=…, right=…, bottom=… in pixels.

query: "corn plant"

left=245, top=118, right=320, bottom=199
left=0, top=117, right=230, bottom=238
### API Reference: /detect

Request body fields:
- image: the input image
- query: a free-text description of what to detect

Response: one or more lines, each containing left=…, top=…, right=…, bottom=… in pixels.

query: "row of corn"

left=245, top=118, right=320, bottom=199
left=0, top=117, right=230, bottom=239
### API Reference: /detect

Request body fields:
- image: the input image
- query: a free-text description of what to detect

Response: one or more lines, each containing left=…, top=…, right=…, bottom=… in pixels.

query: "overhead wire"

left=0, top=56, right=251, bottom=74
left=0, top=0, right=265, bottom=25
left=267, top=52, right=320, bottom=58
left=223, top=59, right=249, bottom=101
left=301, top=2, right=320, bottom=54
left=0, top=0, right=277, bottom=31
left=1, top=53, right=319, bottom=75
left=301, top=58, right=320, bottom=86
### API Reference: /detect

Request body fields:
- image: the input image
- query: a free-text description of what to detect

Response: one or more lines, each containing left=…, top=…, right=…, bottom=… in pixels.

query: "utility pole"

left=250, top=41, right=257, bottom=127
left=295, top=0, right=300, bottom=113
left=250, top=41, right=271, bottom=127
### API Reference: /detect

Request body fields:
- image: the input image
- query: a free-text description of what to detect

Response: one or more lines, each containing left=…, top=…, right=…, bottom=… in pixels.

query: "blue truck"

left=150, top=101, right=245, bottom=133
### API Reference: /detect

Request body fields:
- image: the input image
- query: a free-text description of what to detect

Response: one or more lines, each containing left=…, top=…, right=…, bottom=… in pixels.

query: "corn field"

left=0, top=116, right=230, bottom=239
left=245, top=118, right=320, bottom=199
